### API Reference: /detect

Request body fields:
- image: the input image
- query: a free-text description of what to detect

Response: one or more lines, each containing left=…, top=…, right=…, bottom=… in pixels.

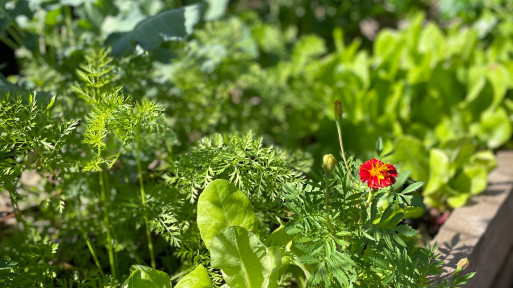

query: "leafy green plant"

left=2, top=1, right=509, bottom=287
left=0, top=89, right=77, bottom=286
left=165, top=160, right=474, bottom=287
left=4, top=0, right=512, bottom=210
left=151, top=131, right=306, bottom=284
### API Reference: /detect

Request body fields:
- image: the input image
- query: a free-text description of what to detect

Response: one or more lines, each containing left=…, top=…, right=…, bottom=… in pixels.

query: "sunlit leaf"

left=197, top=179, right=259, bottom=249
left=210, top=226, right=281, bottom=288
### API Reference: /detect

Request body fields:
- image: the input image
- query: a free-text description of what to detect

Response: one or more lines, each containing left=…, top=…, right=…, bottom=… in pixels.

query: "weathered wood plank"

left=432, top=151, right=513, bottom=287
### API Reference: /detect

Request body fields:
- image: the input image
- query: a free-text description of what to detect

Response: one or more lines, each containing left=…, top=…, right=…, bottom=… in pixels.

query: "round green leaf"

left=197, top=179, right=259, bottom=249
left=111, top=4, right=202, bottom=56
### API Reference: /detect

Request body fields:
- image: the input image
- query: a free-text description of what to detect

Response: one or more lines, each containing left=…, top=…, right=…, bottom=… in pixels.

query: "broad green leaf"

left=447, top=193, right=470, bottom=208
left=464, top=166, right=488, bottom=195
left=265, top=226, right=293, bottom=248
left=418, top=23, right=446, bottom=65
left=477, top=107, right=512, bottom=149
left=111, top=4, right=202, bottom=56
left=373, top=29, right=402, bottom=77
left=203, top=0, right=229, bottom=21
left=469, top=150, right=497, bottom=172
left=486, top=64, right=510, bottom=109
left=210, top=226, right=281, bottom=288
left=424, top=149, right=450, bottom=195
left=376, top=137, right=384, bottom=157
left=428, top=65, right=465, bottom=110
left=404, top=206, right=424, bottom=219
left=404, top=13, right=424, bottom=54
left=122, top=265, right=172, bottom=288
left=401, top=182, right=424, bottom=195
left=374, top=29, right=400, bottom=60
left=465, top=66, right=487, bottom=103
left=446, top=28, right=477, bottom=60
left=448, top=171, right=471, bottom=197
left=197, top=179, right=259, bottom=249
left=391, top=135, right=429, bottom=181
left=175, top=265, right=212, bottom=288
left=394, top=225, right=417, bottom=237
left=392, top=170, right=411, bottom=193
left=441, top=137, right=475, bottom=169
left=100, top=2, right=164, bottom=34
left=413, top=89, right=443, bottom=126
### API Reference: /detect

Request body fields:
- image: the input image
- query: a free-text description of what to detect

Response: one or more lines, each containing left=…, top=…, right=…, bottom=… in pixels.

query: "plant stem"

left=424, top=267, right=461, bottom=285
left=64, top=6, right=75, bottom=49
left=324, top=173, right=336, bottom=233
left=136, top=124, right=156, bottom=268
left=0, top=35, right=18, bottom=50
left=6, top=26, right=24, bottom=48
left=82, top=232, right=105, bottom=278
left=99, top=170, right=116, bottom=281
left=6, top=189, right=25, bottom=230
left=366, top=189, right=375, bottom=207
left=335, top=121, right=354, bottom=186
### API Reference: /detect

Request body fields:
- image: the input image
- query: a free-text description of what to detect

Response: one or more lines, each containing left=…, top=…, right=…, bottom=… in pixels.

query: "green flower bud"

left=334, top=100, right=343, bottom=121
left=322, top=154, right=336, bottom=173
left=457, top=258, right=469, bottom=270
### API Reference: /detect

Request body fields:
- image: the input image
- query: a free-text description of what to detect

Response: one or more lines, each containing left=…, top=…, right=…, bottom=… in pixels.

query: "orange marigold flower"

left=359, top=159, right=398, bottom=189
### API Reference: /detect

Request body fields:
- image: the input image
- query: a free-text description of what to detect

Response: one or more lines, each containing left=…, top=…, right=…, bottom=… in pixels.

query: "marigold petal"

left=359, top=158, right=398, bottom=189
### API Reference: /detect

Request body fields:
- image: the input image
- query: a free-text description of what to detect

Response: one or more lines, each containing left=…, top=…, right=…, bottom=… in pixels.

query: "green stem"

left=335, top=121, right=354, bottom=186
left=324, top=173, right=330, bottom=215
left=136, top=124, right=156, bottom=268
left=99, top=171, right=116, bottom=280
left=0, top=35, right=18, bottom=50
left=366, top=189, right=375, bottom=207
left=6, top=26, right=23, bottom=47
left=6, top=189, right=25, bottom=230
left=64, top=6, right=75, bottom=49
left=324, top=173, right=336, bottom=233
left=424, top=267, right=461, bottom=286
left=82, top=232, right=105, bottom=278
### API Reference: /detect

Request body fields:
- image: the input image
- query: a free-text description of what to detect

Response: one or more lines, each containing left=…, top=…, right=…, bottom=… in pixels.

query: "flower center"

left=369, top=163, right=388, bottom=182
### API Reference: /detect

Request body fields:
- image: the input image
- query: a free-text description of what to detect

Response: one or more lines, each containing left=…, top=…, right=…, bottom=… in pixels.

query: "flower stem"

left=366, top=189, right=375, bottom=207
left=335, top=120, right=354, bottom=186
left=136, top=124, right=156, bottom=268
left=324, top=173, right=336, bottom=233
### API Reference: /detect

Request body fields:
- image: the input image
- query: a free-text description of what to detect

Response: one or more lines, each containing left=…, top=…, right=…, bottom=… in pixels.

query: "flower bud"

left=457, top=258, right=469, bottom=270
left=322, top=154, right=336, bottom=173
left=334, top=100, right=343, bottom=121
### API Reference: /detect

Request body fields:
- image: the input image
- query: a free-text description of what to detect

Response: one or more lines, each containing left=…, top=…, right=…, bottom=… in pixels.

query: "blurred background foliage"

left=1, top=0, right=513, bottom=285
left=2, top=0, right=513, bottom=212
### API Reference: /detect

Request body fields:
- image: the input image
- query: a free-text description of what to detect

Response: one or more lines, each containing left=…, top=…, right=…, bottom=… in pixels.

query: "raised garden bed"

left=432, top=151, right=513, bottom=287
